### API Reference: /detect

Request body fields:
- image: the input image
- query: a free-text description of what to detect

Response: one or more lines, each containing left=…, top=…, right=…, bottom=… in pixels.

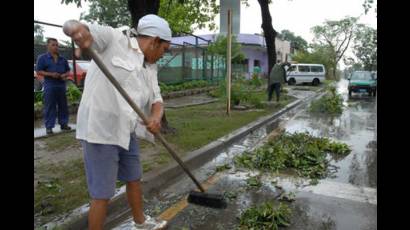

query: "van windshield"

left=288, top=66, right=297, bottom=72
left=351, top=71, right=372, bottom=80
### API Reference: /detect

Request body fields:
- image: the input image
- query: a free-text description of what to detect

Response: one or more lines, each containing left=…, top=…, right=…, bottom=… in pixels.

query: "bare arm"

left=146, top=102, right=164, bottom=134
left=37, top=71, right=60, bottom=79
left=60, top=71, right=71, bottom=80
left=63, top=20, right=114, bottom=52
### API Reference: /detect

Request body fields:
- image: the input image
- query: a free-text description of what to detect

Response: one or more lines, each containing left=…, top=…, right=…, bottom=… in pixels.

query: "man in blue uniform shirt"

left=36, top=38, right=72, bottom=134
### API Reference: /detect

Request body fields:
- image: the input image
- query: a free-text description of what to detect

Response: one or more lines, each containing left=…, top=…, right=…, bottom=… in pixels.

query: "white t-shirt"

left=76, top=24, right=163, bottom=150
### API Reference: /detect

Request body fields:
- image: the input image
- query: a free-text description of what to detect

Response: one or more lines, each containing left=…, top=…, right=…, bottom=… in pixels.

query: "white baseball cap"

left=136, top=14, right=172, bottom=42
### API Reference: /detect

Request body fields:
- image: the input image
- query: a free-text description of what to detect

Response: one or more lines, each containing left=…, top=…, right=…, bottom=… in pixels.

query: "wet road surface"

left=101, top=81, right=377, bottom=229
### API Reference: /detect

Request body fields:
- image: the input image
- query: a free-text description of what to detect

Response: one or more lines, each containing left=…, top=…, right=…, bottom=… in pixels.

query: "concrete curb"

left=50, top=90, right=325, bottom=230
left=165, top=98, right=219, bottom=109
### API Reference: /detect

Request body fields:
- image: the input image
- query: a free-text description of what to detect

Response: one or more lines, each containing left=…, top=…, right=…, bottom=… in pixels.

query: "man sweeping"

left=63, top=14, right=171, bottom=230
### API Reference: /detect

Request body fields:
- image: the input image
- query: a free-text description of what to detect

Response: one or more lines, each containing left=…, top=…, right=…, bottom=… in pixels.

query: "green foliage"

left=62, top=0, right=219, bottom=34
left=207, top=35, right=245, bottom=63
left=310, top=16, right=360, bottom=78
left=353, top=26, right=377, bottom=71
left=246, top=175, right=262, bottom=188
left=215, top=163, right=232, bottom=172
left=223, top=191, right=238, bottom=201
left=309, top=86, right=344, bottom=115
left=159, top=80, right=209, bottom=93
left=209, top=78, right=266, bottom=108
left=34, top=91, right=43, bottom=103
left=34, top=23, right=45, bottom=44
left=247, top=94, right=265, bottom=109
left=277, top=29, right=308, bottom=51
left=249, top=73, right=263, bottom=88
left=230, top=81, right=249, bottom=106
left=79, top=0, right=131, bottom=28
left=325, top=141, right=352, bottom=155
left=208, top=80, right=248, bottom=106
left=234, top=132, right=351, bottom=179
left=238, top=201, right=292, bottom=230
left=35, top=101, right=43, bottom=111
left=158, top=0, right=219, bottom=33
left=66, top=84, right=82, bottom=103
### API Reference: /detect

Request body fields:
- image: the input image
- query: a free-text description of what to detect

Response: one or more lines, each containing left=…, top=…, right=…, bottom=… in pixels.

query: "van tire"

left=288, top=78, right=296, bottom=85
left=312, top=78, right=320, bottom=86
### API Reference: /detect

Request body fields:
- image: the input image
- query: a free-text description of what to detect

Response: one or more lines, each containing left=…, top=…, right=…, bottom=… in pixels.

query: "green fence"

left=157, top=42, right=226, bottom=86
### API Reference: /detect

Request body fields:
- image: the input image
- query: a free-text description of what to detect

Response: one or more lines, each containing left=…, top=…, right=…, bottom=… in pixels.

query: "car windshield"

left=351, top=72, right=372, bottom=80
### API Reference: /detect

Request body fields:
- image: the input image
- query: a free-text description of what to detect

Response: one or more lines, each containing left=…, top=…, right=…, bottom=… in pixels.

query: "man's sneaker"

left=46, top=128, right=53, bottom=135
left=134, top=215, right=167, bottom=230
left=60, top=125, right=72, bottom=131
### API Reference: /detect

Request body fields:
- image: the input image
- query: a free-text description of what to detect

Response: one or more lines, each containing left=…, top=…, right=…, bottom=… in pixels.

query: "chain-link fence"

left=34, top=21, right=226, bottom=88
left=157, top=42, right=226, bottom=85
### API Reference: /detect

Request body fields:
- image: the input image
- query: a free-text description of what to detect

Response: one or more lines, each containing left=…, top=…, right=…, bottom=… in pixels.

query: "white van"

left=285, top=63, right=326, bottom=86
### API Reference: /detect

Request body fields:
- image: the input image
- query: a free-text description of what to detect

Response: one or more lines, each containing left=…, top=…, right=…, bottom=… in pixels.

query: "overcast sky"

left=198, top=0, right=377, bottom=43
left=34, top=0, right=376, bottom=67
left=34, top=0, right=376, bottom=42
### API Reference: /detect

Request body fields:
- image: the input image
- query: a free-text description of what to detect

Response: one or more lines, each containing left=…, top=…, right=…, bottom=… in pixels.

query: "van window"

left=310, top=66, right=323, bottom=72
left=298, top=66, right=310, bottom=72
left=288, top=66, right=297, bottom=72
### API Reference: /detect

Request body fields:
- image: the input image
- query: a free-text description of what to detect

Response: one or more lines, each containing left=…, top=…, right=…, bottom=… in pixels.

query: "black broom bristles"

left=187, top=191, right=227, bottom=209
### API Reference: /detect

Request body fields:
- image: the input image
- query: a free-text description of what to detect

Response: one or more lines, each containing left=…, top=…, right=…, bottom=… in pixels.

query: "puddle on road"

left=284, top=79, right=377, bottom=188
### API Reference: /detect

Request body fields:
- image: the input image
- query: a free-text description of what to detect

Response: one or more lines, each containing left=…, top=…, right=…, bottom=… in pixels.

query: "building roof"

left=171, top=33, right=272, bottom=47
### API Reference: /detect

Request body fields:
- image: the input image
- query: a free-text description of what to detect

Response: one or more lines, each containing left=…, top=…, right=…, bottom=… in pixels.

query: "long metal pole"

left=226, top=9, right=232, bottom=116
left=71, top=40, right=78, bottom=86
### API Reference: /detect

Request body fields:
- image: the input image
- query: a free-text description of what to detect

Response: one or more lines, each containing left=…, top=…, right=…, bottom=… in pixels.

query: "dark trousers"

left=268, top=83, right=281, bottom=102
left=43, top=86, right=69, bottom=129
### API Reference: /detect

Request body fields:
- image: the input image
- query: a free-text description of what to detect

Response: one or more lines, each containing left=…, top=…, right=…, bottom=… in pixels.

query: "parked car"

left=286, top=63, right=326, bottom=86
left=348, top=71, right=377, bottom=97
left=67, top=60, right=90, bottom=87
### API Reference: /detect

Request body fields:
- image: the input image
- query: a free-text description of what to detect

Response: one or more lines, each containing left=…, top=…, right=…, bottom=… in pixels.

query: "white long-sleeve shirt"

left=76, top=24, right=163, bottom=150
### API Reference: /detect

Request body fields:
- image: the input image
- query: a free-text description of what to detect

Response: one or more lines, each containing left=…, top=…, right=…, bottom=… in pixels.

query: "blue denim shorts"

left=81, top=134, right=142, bottom=199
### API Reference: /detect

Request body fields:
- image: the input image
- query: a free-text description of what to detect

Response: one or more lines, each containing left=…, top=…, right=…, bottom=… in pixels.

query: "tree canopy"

left=61, top=0, right=219, bottom=34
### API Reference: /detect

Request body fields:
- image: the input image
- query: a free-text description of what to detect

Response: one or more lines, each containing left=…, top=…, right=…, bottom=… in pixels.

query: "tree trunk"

left=128, top=0, right=176, bottom=134
left=128, top=0, right=160, bottom=28
left=257, top=0, right=277, bottom=76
